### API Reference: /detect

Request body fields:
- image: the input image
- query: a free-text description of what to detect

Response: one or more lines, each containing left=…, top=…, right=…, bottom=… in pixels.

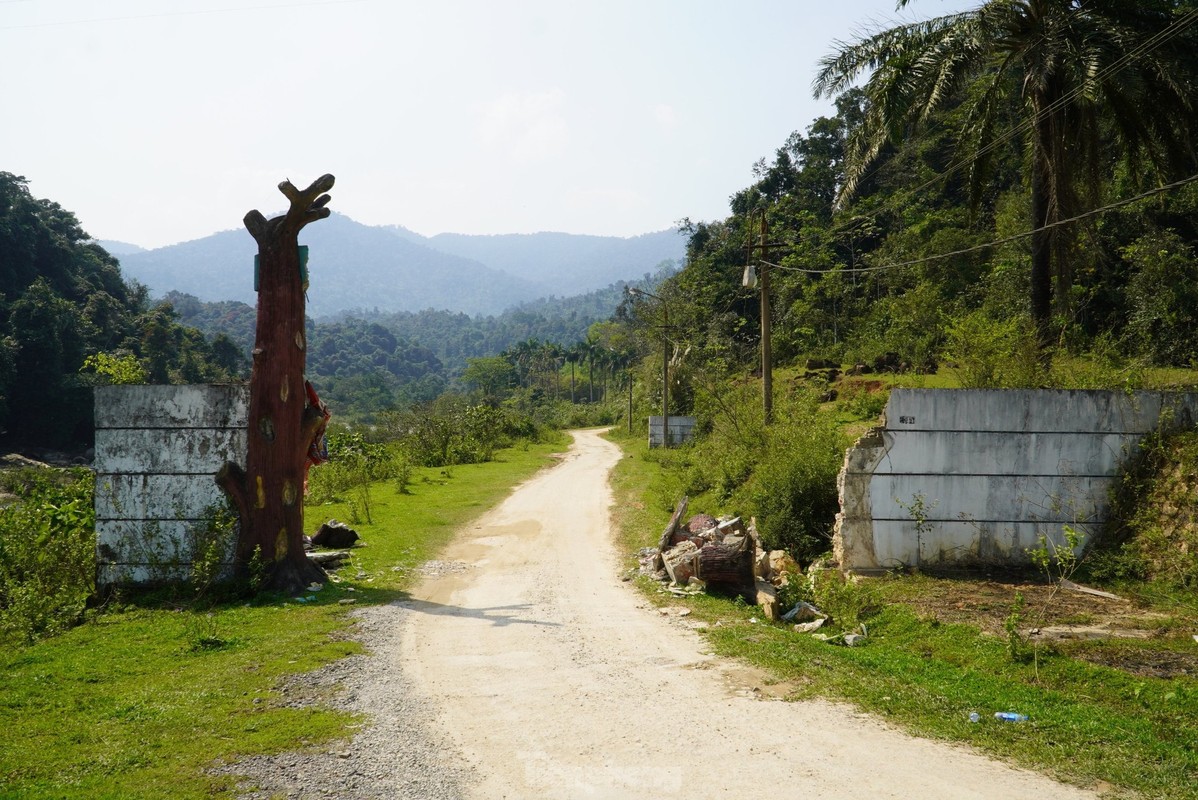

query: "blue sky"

left=2, top=0, right=973, bottom=248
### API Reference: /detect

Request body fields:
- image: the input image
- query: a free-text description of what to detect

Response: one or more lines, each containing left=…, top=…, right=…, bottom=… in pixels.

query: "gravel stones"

left=212, top=602, right=471, bottom=799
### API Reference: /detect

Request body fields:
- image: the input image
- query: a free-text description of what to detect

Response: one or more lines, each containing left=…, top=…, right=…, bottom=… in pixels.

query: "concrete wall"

left=648, top=416, right=697, bottom=448
left=834, top=389, right=1198, bottom=571
left=94, top=385, right=248, bottom=585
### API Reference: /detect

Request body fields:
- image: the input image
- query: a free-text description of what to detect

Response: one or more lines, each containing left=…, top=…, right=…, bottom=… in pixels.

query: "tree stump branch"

left=217, top=173, right=335, bottom=595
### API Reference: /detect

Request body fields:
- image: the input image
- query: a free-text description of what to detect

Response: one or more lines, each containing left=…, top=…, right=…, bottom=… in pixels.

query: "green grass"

left=607, top=430, right=1198, bottom=800
left=0, top=436, right=565, bottom=799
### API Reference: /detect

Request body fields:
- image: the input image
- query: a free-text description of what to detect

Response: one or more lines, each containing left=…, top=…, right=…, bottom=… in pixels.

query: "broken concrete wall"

left=834, top=389, right=1198, bottom=571
left=94, top=384, right=248, bottom=585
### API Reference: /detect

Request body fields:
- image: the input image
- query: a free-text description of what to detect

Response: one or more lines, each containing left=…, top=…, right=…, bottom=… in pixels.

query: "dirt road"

left=399, top=429, right=1096, bottom=799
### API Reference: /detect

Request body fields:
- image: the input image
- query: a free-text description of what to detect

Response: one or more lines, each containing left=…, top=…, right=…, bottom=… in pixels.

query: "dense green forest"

left=167, top=261, right=676, bottom=421
left=633, top=2, right=1198, bottom=398
left=0, top=166, right=676, bottom=445
left=0, top=172, right=244, bottom=449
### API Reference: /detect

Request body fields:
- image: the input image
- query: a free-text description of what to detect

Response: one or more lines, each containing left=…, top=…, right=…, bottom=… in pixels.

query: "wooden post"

left=217, top=174, right=334, bottom=594
left=759, top=213, right=772, bottom=424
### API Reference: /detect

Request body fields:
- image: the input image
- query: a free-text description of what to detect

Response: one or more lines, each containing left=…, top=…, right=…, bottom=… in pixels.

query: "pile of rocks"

left=640, top=497, right=801, bottom=617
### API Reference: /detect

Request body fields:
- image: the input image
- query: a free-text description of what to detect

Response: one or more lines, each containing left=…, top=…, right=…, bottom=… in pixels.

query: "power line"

left=828, top=6, right=1198, bottom=232
left=901, top=7, right=1198, bottom=203
left=758, top=171, right=1198, bottom=276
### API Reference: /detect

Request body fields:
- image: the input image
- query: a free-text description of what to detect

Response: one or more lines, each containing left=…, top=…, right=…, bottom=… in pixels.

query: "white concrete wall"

left=834, top=389, right=1198, bottom=571
left=648, top=416, right=696, bottom=448
left=94, top=385, right=248, bottom=585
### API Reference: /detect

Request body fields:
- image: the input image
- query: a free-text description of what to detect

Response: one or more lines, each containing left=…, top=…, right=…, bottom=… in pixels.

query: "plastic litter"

left=994, top=712, right=1029, bottom=722
left=969, top=712, right=980, bottom=723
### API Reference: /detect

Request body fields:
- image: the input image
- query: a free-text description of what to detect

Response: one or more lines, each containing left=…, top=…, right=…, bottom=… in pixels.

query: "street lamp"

left=627, top=286, right=671, bottom=447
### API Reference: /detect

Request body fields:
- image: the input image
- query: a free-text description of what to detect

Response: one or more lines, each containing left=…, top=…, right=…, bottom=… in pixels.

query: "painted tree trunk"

left=217, top=175, right=334, bottom=595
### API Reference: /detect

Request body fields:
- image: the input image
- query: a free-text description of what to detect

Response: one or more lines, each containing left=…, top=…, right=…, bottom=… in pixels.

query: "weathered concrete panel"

left=94, top=428, right=246, bottom=473
left=877, top=431, right=1135, bottom=477
left=96, top=519, right=236, bottom=585
left=95, top=474, right=229, bottom=520
left=95, top=384, right=248, bottom=429
left=885, top=388, right=1198, bottom=433
left=867, top=475, right=1112, bottom=524
left=94, top=385, right=246, bottom=586
left=867, top=520, right=1104, bottom=568
left=834, top=389, right=1198, bottom=571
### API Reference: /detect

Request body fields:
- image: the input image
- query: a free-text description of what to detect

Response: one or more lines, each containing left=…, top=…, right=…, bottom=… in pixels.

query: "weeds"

left=0, top=467, right=95, bottom=642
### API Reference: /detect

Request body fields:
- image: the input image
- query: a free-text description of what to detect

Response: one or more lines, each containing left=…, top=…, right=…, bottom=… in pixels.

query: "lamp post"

left=627, top=287, right=670, bottom=447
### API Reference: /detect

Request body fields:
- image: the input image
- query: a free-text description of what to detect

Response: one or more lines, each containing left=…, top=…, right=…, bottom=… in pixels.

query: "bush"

left=0, top=468, right=95, bottom=642
left=1123, top=231, right=1198, bottom=366
left=944, top=309, right=1041, bottom=388
left=741, top=396, right=847, bottom=562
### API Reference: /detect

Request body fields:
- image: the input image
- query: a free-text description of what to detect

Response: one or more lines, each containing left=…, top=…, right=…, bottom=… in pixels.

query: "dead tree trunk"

left=217, top=174, right=334, bottom=595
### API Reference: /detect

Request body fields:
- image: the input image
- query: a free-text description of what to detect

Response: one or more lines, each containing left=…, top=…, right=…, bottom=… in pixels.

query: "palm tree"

left=581, top=338, right=601, bottom=403
left=814, top=0, right=1198, bottom=345
left=564, top=343, right=582, bottom=403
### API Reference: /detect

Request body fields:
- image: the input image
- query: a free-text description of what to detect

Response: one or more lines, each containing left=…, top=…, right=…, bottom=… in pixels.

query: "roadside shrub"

left=835, top=381, right=889, bottom=421
left=943, top=309, right=1040, bottom=388
left=742, top=399, right=846, bottom=563
left=0, top=468, right=95, bottom=642
left=809, top=567, right=880, bottom=631
left=1123, top=231, right=1198, bottom=366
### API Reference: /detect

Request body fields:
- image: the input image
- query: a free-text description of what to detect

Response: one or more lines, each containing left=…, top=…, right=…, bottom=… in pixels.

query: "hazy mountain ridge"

left=413, top=229, right=684, bottom=296
left=115, top=214, right=683, bottom=316
left=94, top=239, right=146, bottom=255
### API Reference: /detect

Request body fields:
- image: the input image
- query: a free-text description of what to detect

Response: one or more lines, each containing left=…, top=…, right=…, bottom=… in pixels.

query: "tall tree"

left=814, top=0, right=1198, bottom=344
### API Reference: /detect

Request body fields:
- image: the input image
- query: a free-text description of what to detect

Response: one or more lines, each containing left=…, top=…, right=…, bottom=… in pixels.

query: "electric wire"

left=755, top=171, right=1198, bottom=276
left=820, top=6, right=1198, bottom=238
left=890, top=6, right=1198, bottom=207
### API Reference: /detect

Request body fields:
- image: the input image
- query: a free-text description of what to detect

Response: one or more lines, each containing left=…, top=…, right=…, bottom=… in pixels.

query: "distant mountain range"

left=110, top=214, right=684, bottom=317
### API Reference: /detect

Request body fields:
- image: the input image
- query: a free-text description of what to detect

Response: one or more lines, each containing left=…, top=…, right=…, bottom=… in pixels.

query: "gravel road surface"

left=224, top=428, right=1097, bottom=799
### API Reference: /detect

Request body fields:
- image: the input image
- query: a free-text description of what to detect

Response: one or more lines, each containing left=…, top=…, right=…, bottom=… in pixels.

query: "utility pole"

left=627, top=287, right=670, bottom=447
left=758, top=213, right=772, bottom=424
left=743, top=210, right=773, bottom=424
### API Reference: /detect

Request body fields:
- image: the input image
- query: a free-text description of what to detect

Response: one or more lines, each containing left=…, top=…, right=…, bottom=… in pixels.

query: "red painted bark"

left=217, top=175, right=334, bottom=594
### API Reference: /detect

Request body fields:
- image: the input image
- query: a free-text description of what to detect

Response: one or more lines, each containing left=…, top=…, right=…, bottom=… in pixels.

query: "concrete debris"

left=644, top=498, right=875, bottom=644
left=309, top=550, right=351, bottom=567
left=756, top=579, right=780, bottom=620
left=781, top=601, right=824, bottom=623
left=1060, top=578, right=1127, bottom=602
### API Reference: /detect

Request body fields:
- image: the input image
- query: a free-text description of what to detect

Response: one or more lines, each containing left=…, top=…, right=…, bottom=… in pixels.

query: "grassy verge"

left=607, top=431, right=1198, bottom=800
left=0, top=436, right=565, bottom=799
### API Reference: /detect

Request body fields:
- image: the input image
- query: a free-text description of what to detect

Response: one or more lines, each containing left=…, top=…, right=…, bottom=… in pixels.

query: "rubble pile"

left=640, top=497, right=799, bottom=612
left=638, top=497, right=868, bottom=646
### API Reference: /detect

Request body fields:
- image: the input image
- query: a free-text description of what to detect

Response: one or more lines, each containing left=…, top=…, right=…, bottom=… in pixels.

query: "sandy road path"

left=400, top=429, right=1096, bottom=800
